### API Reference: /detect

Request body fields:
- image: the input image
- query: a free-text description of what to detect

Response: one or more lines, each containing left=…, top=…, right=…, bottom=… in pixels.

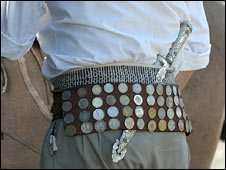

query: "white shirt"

left=1, top=1, right=211, bottom=82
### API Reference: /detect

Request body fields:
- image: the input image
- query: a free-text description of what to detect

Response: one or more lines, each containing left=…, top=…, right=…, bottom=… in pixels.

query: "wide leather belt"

left=52, top=81, right=193, bottom=137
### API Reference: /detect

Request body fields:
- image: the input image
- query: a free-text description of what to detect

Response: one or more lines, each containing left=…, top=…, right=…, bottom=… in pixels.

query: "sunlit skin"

left=175, top=70, right=194, bottom=91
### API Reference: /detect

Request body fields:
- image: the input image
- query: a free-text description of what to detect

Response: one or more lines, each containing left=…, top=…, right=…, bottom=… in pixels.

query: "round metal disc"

left=173, top=86, right=177, bottom=95
left=185, top=120, right=190, bottom=133
left=166, top=85, right=172, bottom=96
left=65, top=125, right=76, bottom=136
left=104, top=83, right=114, bottom=93
left=176, top=107, right=182, bottom=118
left=123, top=106, right=133, bottom=117
left=157, top=96, right=165, bottom=106
left=120, top=95, right=130, bottom=106
left=92, top=85, right=102, bottom=95
left=94, top=120, right=107, bottom=133
left=158, top=120, right=167, bottom=131
left=81, top=122, right=93, bottom=134
left=64, top=113, right=74, bottom=124
left=62, top=101, right=72, bottom=112
left=78, top=98, right=89, bottom=109
left=156, top=84, right=163, bottom=95
left=118, top=83, right=128, bottom=93
left=158, top=108, right=166, bottom=119
left=168, top=120, right=176, bottom=131
left=148, top=107, right=157, bottom=119
left=77, top=88, right=87, bottom=97
left=108, top=119, right=120, bottom=130
left=92, top=97, right=103, bottom=108
left=183, top=108, right=187, bottom=120
left=178, top=120, right=185, bottom=132
left=79, top=111, right=91, bottom=122
left=62, top=90, right=71, bottom=100
left=189, top=120, right=193, bottom=133
left=179, top=98, right=184, bottom=108
left=174, top=95, right=179, bottom=106
left=146, top=84, right=155, bottom=95
left=107, top=106, right=119, bottom=118
left=106, top=95, right=116, bottom=105
left=147, top=95, right=155, bottom=106
left=135, top=106, right=144, bottom=118
left=133, top=95, right=143, bottom=105
left=125, top=117, right=135, bottom=129
left=132, top=83, right=142, bottom=94
left=167, top=108, right=175, bottom=119
left=148, top=120, right=157, bottom=132
left=137, top=119, right=145, bottom=130
left=93, top=109, right=105, bottom=121
left=166, top=96, right=174, bottom=108
left=178, top=88, right=182, bottom=97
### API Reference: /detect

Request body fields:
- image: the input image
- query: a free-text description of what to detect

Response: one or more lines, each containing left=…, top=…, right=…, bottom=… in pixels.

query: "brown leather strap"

left=52, top=83, right=192, bottom=136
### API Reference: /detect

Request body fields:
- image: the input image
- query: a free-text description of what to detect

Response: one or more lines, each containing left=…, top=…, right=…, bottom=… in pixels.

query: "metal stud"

left=158, top=108, right=166, bottom=119
left=107, top=106, right=119, bottom=118
left=148, top=120, right=157, bottom=132
left=166, top=85, right=172, bottom=96
left=167, top=108, right=175, bottom=119
left=176, top=107, right=182, bottom=118
left=118, top=83, right=128, bottom=93
left=125, top=117, right=135, bottom=129
left=92, top=85, right=102, bottom=95
left=159, top=120, right=167, bottom=131
left=157, top=96, right=165, bottom=106
left=174, top=95, right=179, bottom=106
left=79, top=111, right=91, bottom=122
left=156, top=84, right=163, bottom=95
left=173, top=86, right=177, bottom=95
left=166, top=96, right=174, bottom=108
left=62, top=90, right=71, bottom=100
left=122, top=106, right=133, bottom=117
left=77, top=88, right=87, bottom=97
left=104, top=83, right=114, bottom=93
left=78, top=98, right=89, bottom=109
left=94, top=120, right=107, bottom=133
left=64, top=113, right=74, bottom=124
left=137, top=119, right=145, bottom=130
left=178, top=120, right=185, bottom=132
left=106, top=95, right=116, bottom=105
left=92, top=97, right=103, bottom=108
left=62, top=101, right=72, bottom=112
left=65, top=125, right=76, bottom=136
left=148, top=108, right=157, bottom=119
left=168, top=120, right=176, bottom=131
left=120, top=95, right=130, bottom=105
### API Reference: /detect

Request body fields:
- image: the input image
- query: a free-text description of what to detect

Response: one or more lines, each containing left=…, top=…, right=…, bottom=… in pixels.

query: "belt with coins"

left=51, top=64, right=193, bottom=137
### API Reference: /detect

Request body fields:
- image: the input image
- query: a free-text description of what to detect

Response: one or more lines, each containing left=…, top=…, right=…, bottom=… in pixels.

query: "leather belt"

left=51, top=82, right=192, bottom=137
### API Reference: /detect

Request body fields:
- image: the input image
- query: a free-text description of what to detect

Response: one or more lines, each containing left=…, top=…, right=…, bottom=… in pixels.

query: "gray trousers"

left=40, top=119, right=191, bottom=169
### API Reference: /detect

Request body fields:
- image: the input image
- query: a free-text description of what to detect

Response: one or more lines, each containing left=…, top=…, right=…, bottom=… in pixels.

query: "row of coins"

left=62, top=83, right=182, bottom=101
left=63, top=106, right=186, bottom=124
left=64, top=117, right=190, bottom=136
left=61, top=94, right=184, bottom=112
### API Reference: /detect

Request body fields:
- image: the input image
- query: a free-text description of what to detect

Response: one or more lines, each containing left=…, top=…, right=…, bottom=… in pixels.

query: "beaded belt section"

left=52, top=82, right=193, bottom=136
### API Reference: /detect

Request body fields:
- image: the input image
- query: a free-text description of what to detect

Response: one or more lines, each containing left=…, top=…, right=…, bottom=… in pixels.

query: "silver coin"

left=92, top=85, right=102, bottom=95
left=92, top=97, right=103, bottom=108
left=64, top=113, right=74, bottom=124
left=132, top=83, right=142, bottom=94
left=120, top=95, right=130, bottom=106
left=62, top=101, right=72, bottom=112
left=108, top=118, right=120, bottom=130
left=62, top=90, right=71, bottom=100
left=147, top=95, right=155, bottom=106
left=157, top=96, right=165, bottom=106
left=78, top=98, right=89, bottom=109
left=64, top=125, right=76, bottom=136
left=134, top=95, right=143, bottom=105
left=168, top=120, right=176, bottom=131
left=93, top=109, right=105, bottom=121
left=167, top=108, right=175, bottom=119
left=158, top=108, right=166, bottom=119
left=94, top=120, right=107, bottom=133
left=178, top=88, right=182, bottom=97
left=106, top=95, right=116, bottom=105
left=189, top=120, right=193, bottom=133
left=166, top=85, right=172, bottom=96
left=178, top=120, right=185, bottom=132
left=135, top=106, right=144, bottom=118
left=77, top=88, right=87, bottom=97
left=107, top=106, right=119, bottom=118
left=79, top=111, right=91, bottom=122
left=146, top=84, right=155, bottom=95
left=81, top=122, right=93, bottom=134
left=174, top=95, right=179, bottom=106
left=125, top=117, right=135, bottom=129
left=104, top=83, right=114, bottom=93
left=179, top=98, right=184, bottom=108
left=166, top=96, right=174, bottom=108
left=182, top=108, right=187, bottom=120
left=123, top=106, right=133, bottom=117
left=173, top=85, right=177, bottom=95
left=156, top=84, right=163, bottom=95
left=185, top=120, right=190, bottom=133
left=176, top=107, right=182, bottom=118
left=137, top=119, right=145, bottom=130
left=118, top=83, right=128, bottom=93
